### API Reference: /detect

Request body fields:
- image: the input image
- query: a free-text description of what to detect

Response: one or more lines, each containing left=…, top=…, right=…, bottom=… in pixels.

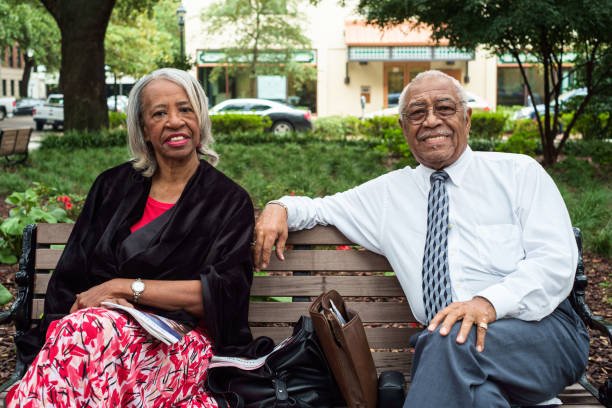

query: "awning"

left=345, top=20, right=474, bottom=62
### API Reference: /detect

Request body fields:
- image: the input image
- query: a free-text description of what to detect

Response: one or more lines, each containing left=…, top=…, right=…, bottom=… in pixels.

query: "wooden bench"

left=0, top=128, right=33, bottom=165
left=1, top=223, right=611, bottom=407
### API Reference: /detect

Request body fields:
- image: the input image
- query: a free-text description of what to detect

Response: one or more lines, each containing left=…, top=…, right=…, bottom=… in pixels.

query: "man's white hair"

left=398, top=70, right=469, bottom=121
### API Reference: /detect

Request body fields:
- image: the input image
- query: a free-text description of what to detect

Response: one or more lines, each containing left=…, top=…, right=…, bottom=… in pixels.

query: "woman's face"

left=140, top=78, right=201, bottom=167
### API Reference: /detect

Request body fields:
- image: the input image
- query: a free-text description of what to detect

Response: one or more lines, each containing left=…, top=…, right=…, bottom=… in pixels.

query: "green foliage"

left=361, top=116, right=400, bottom=137
left=495, top=128, right=539, bottom=157
left=0, top=283, right=12, bottom=306
left=211, top=114, right=272, bottom=134
left=313, top=116, right=362, bottom=138
left=108, top=111, right=127, bottom=129
left=0, top=183, right=73, bottom=264
left=374, top=128, right=416, bottom=166
left=593, top=220, right=612, bottom=258
left=203, top=0, right=315, bottom=97
left=574, top=112, right=611, bottom=141
left=468, top=138, right=503, bottom=152
left=106, top=0, right=176, bottom=79
left=470, top=112, right=507, bottom=140
left=40, top=129, right=127, bottom=150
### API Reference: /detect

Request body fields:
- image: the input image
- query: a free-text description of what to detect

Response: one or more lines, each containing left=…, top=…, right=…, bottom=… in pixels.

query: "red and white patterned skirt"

left=7, top=307, right=219, bottom=408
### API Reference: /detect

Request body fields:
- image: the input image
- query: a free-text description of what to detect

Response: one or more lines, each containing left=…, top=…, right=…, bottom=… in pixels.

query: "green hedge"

left=470, top=112, right=507, bottom=140
left=40, top=129, right=127, bottom=150
left=210, top=114, right=272, bottom=134
left=313, top=115, right=362, bottom=138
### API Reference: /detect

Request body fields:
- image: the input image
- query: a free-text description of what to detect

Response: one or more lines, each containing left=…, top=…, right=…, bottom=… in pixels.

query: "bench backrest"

left=27, top=223, right=418, bottom=379
left=0, top=128, right=32, bottom=156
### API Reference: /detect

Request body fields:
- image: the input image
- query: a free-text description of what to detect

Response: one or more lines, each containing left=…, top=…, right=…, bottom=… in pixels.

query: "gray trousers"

left=403, top=300, right=590, bottom=408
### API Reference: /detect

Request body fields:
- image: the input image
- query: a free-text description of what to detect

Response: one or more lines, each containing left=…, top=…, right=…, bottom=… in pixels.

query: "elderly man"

left=252, top=70, right=589, bottom=407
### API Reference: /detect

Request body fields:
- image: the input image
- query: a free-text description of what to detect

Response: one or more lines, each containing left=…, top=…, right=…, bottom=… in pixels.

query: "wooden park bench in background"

left=1, top=223, right=611, bottom=407
left=0, top=128, right=33, bottom=165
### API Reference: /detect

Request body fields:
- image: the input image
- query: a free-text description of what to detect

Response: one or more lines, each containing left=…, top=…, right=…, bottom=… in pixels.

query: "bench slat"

left=35, top=274, right=406, bottom=297
left=266, top=250, right=392, bottom=271
left=32, top=299, right=415, bottom=322
left=36, top=223, right=74, bottom=245
left=285, top=225, right=354, bottom=245
left=0, top=129, right=17, bottom=155
left=34, top=248, right=393, bottom=273
left=251, top=326, right=420, bottom=349
left=248, top=301, right=414, bottom=323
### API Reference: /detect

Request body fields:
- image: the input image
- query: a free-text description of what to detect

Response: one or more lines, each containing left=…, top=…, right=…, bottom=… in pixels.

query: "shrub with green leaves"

left=361, top=116, right=400, bottom=138
left=210, top=114, right=272, bottom=134
left=313, top=115, right=361, bottom=138
left=470, top=112, right=507, bottom=140
left=0, top=183, right=74, bottom=264
left=574, top=111, right=611, bottom=140
left=495, top=130, right=539, bottom=157
left=468, top=138, right=503, bottom=152
left=0, top=283, right=12, bottom=306
left=41, top=129, right=127, bottom=150
left=109, top=111, right=127, bottom=129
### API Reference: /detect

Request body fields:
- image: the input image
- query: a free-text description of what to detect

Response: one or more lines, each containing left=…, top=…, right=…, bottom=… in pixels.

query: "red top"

left=130, top=196, right=175, bottom=233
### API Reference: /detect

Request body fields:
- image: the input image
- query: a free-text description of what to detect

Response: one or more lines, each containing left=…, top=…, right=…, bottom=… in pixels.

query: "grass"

left=0, top=140, right=610, bottom=255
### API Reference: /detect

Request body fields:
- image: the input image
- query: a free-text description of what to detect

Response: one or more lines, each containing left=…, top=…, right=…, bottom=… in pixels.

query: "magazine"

left=101, top=301, right=188, bottom=345
left=209, top=333, right=296, bottom=370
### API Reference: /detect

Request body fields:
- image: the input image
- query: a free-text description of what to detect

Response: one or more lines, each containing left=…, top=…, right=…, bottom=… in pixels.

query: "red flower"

left=336, top=245, right=351, bottom=251
left=290, top=191, right=295, bottom=196
left=57, top=195, right=72, bottom=209
left=65, top=202, right=73, bottom=210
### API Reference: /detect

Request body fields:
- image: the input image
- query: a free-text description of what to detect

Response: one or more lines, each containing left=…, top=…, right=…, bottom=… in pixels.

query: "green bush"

left=470, top=112, right=507, bottom=140
left=313, top=115, right=361, bottom=138
left=495, top=131, right=539, bottom=157
left=553, top=156, right=597, bottom=188
left=469, top=138, right=503, bottom=152
left=214, top=130, right=381, bottom=148
left=210, top=114, right=272, bottom=134
left=574, top=112, right=611, bottom=140
left=41, top=129, right=127, bottom=150
left=0, top=183, right=74, bottom=264
left=361, top=116, right=400, bottom=138
left=108, top=111, right=127, bottom=129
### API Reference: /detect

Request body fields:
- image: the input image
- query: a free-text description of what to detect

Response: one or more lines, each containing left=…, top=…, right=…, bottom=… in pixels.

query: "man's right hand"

left=253, top=203, right=289, bottom=271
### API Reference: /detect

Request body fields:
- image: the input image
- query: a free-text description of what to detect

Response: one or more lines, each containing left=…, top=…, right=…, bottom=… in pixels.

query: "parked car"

left=14, top=98, right=45, bottom=115
left=512, top=88, right=587, bottom=121
left=107, top=95, right=129, bottom=113
left=365, top=91, right=491, bottom=119
left=0, top=96, right=16, bottom=120
left=209, top=98, right=312, bottom=134
left=33, top=94, right=64, bottom=130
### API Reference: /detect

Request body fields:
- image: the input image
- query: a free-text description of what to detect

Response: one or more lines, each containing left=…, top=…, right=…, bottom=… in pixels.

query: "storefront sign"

left=197, top=50, right=316, bottom=65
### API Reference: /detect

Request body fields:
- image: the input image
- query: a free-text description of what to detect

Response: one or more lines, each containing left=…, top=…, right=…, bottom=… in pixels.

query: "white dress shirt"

left=279, top=147, right=578, bottom=324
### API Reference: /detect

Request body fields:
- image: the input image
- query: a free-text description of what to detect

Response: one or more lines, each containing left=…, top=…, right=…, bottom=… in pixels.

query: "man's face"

left=399, top=76, right=471, bottom=169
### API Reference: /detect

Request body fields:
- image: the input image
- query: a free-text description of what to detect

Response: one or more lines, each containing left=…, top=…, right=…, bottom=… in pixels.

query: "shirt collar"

left=415, top=146, right=473, bottom=188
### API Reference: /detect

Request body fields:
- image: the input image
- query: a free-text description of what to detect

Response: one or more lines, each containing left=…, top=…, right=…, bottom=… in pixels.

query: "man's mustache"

left=418, top=129, right=452, bottom=141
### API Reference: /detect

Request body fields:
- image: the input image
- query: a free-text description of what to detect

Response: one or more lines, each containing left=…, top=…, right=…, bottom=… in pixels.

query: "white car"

left=364, top=91, right=490, bottom=119
left=512, top=88, right=587, bottom=121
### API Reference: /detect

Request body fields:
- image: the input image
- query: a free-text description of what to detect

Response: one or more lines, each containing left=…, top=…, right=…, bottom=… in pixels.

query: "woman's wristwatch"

left=131, top=278, right=145, bottom=304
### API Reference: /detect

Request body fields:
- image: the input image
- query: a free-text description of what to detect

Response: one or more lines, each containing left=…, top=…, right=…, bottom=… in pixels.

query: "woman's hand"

left=69, top=279, right=128, bottom=313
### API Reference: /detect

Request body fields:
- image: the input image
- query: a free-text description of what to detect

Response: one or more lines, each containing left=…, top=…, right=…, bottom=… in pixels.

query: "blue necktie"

left=422, top=170, right=451, bottom=323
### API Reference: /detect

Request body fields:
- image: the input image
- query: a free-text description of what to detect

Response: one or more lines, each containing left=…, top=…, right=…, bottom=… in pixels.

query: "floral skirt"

left=7, top=307, right=219, bottom=408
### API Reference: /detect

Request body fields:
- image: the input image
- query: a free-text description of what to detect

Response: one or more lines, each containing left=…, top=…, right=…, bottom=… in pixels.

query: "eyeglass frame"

left=400, top=98, right=465, bottom=125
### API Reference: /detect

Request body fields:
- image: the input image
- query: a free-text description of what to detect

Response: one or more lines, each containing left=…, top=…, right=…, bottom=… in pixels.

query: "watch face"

left=132, top=280, right=145, bottom=292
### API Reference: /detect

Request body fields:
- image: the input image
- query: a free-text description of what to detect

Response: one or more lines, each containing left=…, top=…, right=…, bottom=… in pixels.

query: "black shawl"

left=17, top=160, right=268, bottom=365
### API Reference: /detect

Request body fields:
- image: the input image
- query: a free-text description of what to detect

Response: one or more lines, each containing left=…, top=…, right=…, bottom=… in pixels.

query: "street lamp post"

left=177, top=3, right=186, bottom=61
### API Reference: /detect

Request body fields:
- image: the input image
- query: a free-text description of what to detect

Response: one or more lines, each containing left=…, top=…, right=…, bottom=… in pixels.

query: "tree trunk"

left=20, top=56, right=34, bottom=98
left=41, top=0, right=116, bottom=130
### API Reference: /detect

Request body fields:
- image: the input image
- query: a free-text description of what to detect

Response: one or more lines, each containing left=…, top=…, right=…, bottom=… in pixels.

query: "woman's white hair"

left=398, top=70, right=469, bottom=121
left=127, top=67, right=218, bottom=177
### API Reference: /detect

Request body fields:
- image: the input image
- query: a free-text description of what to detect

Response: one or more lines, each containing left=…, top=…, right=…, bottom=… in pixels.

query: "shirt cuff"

left=475, top=285, right=521, bottom=320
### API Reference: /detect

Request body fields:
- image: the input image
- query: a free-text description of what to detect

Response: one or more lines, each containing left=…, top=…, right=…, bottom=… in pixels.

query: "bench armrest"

left=377, top=371, right=406, bottom=408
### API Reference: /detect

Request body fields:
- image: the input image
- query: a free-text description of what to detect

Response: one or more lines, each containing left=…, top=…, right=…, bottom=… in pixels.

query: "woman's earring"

left=197, top=143, right=202, bottom=149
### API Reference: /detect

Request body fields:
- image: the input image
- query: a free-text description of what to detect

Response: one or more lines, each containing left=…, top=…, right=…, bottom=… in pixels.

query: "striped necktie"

left=422, top=170, right=452, bottom=323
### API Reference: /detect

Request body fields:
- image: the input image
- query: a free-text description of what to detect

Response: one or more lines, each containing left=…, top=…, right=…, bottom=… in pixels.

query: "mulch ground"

left=0, top=198, right=610, bottom=391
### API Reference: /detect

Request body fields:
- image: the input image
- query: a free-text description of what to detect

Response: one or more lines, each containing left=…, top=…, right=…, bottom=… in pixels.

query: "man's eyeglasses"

left=401, top=100, right=462, bottom=125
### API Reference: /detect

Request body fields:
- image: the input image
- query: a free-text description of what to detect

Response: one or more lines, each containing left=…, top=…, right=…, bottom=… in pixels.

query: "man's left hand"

left=427, top=296, right=496, bottom=352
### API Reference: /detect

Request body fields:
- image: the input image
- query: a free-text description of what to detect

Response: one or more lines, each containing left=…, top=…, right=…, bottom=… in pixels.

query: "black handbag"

left=206, top=316, right=345, bottom=408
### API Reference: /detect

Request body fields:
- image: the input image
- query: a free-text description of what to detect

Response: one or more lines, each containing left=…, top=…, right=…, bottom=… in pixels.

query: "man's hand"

left=69, top=279, right=128, bottom=313
left=253, top=203, right=289, bottom=271
left=427, top=296, right=496, bottom=352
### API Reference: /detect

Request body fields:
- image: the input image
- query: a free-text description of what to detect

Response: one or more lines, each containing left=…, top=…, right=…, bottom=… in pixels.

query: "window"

left=250, top=104, right=271, bottom=112
left=219, top=103, right=247, bottom=112
left=16, top=47, right=22, bottom=68
left=8, top=46, right=14, bottom=68
left=18, top=81, right=22, bottom=97
left=2, top=80, right=5, bottom=96
left=10, top=80, right=14, bottom=96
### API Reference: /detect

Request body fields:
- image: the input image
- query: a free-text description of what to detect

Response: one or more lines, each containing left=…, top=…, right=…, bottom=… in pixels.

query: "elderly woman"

left=8, top=68, right=261, bottom=407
